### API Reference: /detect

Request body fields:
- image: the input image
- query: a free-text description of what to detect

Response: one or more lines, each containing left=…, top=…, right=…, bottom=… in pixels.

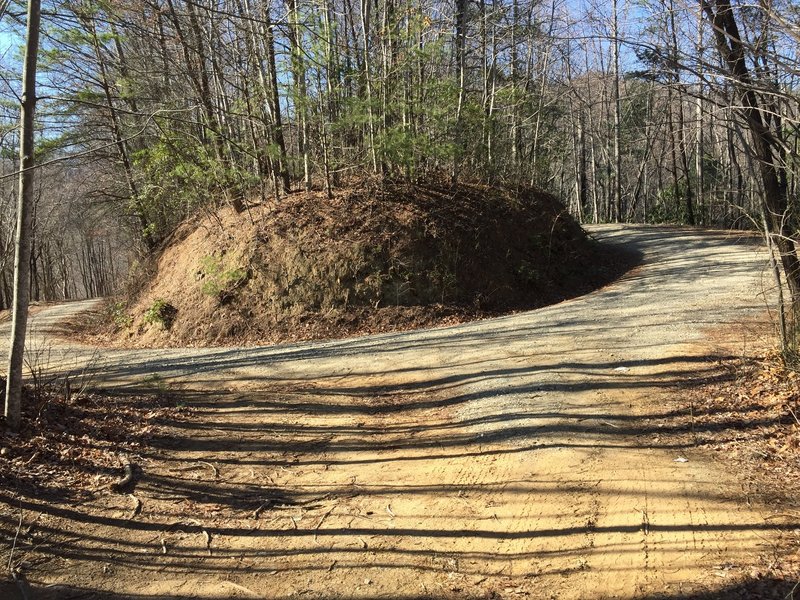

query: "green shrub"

left=143, top=299, right=177, bottom=329
left=199, top=256, right=249, bottom=304
left=107, top=301, right=133, bottom=330
left=516, top=260, right=541, bottom=286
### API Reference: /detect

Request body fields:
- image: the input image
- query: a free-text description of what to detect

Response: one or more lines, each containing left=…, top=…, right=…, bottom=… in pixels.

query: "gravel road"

left=1, top=224, right=789, bottom=599
left=6, top=224, right=771, bottom=391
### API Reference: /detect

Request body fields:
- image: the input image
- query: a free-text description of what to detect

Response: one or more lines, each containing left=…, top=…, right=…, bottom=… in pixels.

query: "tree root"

left=111, top=455, right=136, bottom=492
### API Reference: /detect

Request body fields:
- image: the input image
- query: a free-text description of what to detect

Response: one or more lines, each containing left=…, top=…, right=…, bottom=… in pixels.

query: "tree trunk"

left=702, top=0, right=800, bottom=300
left=612, top=0, right=622, bottom=222
left=361, top=0, right=378, bottom=174
left=86, top=16, right=154, bottom=250
left=5, top=0, right=41, bottom=431
left=451, top=0, right=467, bottom=184
left=286, top=0, right=312, bottom=190
left=261, top=5, right=291, bottom=192
left=668, top=0, right=695, bottom=225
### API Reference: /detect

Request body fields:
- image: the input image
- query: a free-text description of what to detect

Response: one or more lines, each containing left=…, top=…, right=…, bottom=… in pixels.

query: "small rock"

left=0, top=447, right=8, bottom=456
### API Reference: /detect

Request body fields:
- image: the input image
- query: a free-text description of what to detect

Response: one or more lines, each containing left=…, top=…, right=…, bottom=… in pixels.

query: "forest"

left=2, top=0, right=800, bottom=595
left=0, top=0, right=798, bottom=341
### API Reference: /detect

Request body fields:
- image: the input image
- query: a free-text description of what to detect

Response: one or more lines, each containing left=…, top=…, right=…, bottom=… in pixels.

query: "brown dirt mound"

left=89, top=182, right=638, bottom=347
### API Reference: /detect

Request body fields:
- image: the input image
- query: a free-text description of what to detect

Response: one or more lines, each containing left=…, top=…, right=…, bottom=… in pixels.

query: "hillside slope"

left=111, top=182, right=637, bottom=347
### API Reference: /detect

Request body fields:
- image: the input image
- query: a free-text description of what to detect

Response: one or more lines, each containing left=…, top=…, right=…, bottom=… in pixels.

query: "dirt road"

left=1, top=225, right=795, bottom=599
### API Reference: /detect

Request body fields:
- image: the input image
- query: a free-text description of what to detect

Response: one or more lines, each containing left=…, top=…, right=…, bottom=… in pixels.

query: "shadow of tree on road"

left=1, top=576, right=796, bottom=599
left=0, top=351, right=797, bottom=598
left=0, top=227, right=792, bottom=598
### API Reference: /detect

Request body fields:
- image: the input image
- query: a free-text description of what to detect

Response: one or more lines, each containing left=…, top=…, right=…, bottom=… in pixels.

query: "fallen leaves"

left=689, top=352, right=800, bottom=584
left=0, top=387, right=191, bottom=498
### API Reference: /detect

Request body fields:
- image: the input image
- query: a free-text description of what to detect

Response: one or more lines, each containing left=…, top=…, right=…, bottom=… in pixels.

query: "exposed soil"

left=2, top=363, right=798, bottom=600
left=65, top=183, right=638, bottom=348
left=0, top=225, right=798, bottom=599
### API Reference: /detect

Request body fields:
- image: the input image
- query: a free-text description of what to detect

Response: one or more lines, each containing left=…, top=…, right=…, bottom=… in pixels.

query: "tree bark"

left=361, top=0, right=378, bottom=174
left=5, top=0, right=41, bottom=431
left=451, top=0, right=467, bottom=184
left=669, top=0, right=695, bottom=225
left=612, top=0, right=622, bottom=222
left=286, top=0, right=311, bottom=190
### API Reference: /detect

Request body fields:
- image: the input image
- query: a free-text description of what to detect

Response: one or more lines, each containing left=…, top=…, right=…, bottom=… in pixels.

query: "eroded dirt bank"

left=91, top=184, right=635, bottom=348
left=1, top=225, right=796, bottom=599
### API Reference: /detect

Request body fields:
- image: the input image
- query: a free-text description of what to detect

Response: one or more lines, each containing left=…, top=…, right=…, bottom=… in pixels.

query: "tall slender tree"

left=5, top=0, right=42, bottom=430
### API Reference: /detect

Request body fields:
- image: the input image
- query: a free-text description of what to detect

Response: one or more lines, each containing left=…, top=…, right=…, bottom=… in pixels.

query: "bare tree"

left=5, top=0, right=41, bottom=430
left=701, top=0, right=800, bottom=299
